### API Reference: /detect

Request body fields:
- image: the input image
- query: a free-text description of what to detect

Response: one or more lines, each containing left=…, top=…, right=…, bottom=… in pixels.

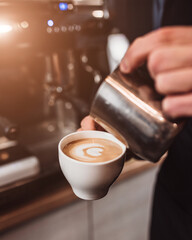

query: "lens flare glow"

left=59, top=2, right=68, bottom=11
left=92, top=10, right=104, bottom=18
left=0, top=24, right=12, bottom=33
left=47, top=19, right=54, bottom=27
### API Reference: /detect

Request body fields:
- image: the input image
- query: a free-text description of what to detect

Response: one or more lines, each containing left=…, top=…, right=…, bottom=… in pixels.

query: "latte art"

left=63, top=138, right=123, bottom=163
left=70, top=142, right=104, bottom=161
left=86, top=147, right=103, bottom=157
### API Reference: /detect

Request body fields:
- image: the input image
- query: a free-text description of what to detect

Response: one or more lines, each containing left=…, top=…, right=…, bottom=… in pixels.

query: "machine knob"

left=0, top=117, right=19, bottom=140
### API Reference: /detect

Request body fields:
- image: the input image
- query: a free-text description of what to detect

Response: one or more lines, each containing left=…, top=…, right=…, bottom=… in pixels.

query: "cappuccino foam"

left=62, top=138, right=122, bottom=163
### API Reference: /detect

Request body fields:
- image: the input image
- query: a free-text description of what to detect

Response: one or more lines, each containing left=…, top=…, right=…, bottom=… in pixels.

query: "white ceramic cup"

left=58, top=130, right=126, bottom=200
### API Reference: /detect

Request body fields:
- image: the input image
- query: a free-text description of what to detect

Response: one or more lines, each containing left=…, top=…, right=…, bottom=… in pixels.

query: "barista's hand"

left=120, top=26, right=192, bottom=118
left=77, top=115, right=104, bottom=131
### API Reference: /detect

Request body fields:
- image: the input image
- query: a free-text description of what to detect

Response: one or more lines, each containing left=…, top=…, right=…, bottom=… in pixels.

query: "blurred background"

left=0, top=1, right=159, bottom=240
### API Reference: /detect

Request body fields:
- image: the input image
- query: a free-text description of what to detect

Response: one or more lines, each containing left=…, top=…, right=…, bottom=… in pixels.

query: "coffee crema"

left=62, top=138, right=123, bottom=163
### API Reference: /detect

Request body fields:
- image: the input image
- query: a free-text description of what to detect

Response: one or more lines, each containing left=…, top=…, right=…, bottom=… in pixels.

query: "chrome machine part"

left=73, top=0, right=104, bottom=6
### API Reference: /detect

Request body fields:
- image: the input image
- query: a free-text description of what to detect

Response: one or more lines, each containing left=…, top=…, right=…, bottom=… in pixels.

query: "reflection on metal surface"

left=92, top=10, right=104, bottom=18
left=72, top=0, right=103, bottom=6
left=0, top=137, right=17, bottom=150
left=0, top=156, right=40, bottom=187
left=106, top=76, right=164, bottom=122
left=91, top=66, right=184, bottom=162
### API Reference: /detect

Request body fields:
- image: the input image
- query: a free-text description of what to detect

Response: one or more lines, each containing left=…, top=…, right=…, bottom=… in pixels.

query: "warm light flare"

left=92, top=10, right=104, bottom=18
left=0, top=24, right=13, bottom=33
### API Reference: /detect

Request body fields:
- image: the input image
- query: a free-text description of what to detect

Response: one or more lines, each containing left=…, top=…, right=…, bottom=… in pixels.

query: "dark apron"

left=150, top=1, right=192, bottom=239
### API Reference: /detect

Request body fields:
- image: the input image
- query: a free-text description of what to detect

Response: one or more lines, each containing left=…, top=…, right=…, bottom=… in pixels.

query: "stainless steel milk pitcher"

left=90, top=66, right=183, bottom=162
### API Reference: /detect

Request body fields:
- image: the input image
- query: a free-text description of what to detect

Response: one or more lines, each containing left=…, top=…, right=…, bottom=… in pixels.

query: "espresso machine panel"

left=0, top=1, right=110, bottom=52
left=0, top=0, right=111, bottom=123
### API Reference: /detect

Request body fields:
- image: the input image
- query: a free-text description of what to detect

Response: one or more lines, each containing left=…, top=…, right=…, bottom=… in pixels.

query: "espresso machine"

left=0, top=0, right=112, bottom=208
